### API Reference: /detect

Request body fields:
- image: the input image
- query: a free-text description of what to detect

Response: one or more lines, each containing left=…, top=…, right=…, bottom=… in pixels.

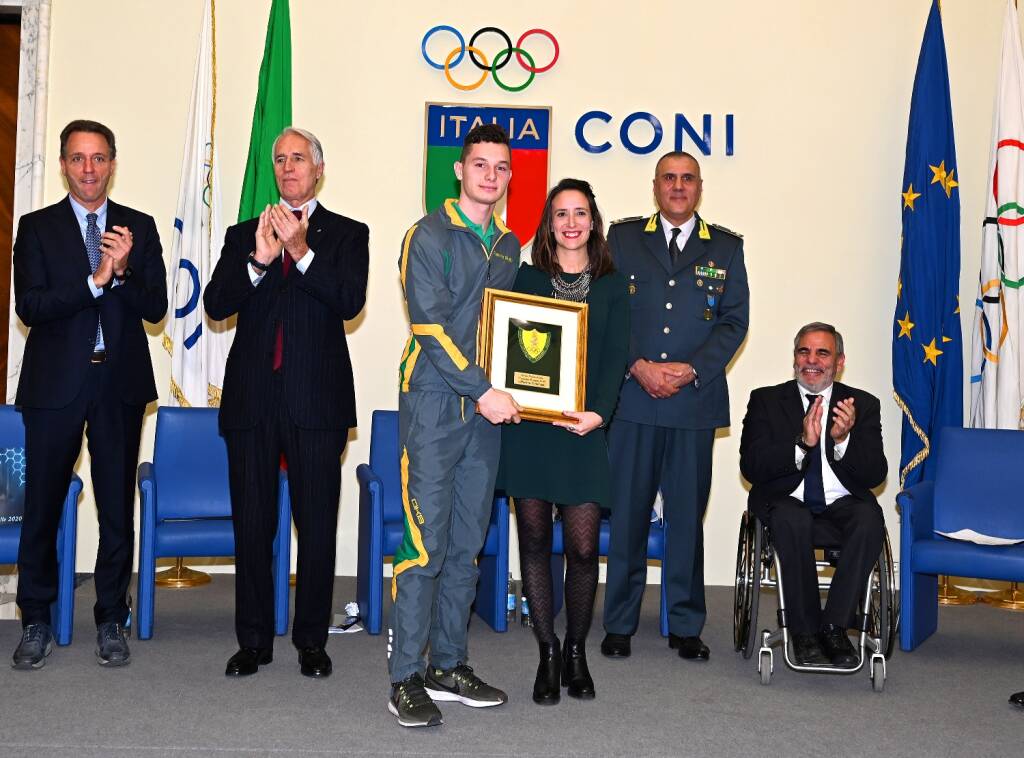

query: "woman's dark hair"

left=531, top=178, right=614, bottom=279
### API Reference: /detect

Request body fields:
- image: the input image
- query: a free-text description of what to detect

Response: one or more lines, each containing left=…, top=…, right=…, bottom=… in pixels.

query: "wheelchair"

left=732, top=509, right=897, bottom=692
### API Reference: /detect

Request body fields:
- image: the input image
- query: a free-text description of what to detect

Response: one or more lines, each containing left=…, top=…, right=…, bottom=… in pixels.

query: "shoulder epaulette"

left=709, top=222, right=743, bottom=239
left=611, top=215, right=644, bottom=226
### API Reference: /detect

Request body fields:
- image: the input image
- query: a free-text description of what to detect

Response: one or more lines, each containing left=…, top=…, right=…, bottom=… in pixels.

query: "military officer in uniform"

left=601, top=151, right=749, bottom=662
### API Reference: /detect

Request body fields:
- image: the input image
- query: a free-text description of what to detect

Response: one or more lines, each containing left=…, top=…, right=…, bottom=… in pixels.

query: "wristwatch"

left=248, top=252, right=270, bottom=272
left=113, top=266, right=133, bottom=282
left=795, top=434, right=814, bottom=453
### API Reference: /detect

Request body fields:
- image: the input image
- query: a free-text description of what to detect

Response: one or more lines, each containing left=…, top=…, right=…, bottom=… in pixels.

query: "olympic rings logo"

left=421, top=26, right=559, bottom=92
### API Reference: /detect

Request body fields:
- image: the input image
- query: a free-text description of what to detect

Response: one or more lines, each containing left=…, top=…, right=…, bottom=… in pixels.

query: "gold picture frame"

left=479, top=288, right=588, bottom=423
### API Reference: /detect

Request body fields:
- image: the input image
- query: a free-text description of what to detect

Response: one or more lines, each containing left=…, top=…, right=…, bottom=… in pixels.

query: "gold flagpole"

left=155, top=558, right=211, bottom=588
left=937, top=574, right=977, bottom=605
left=981, top=580, right=1024, bottom=610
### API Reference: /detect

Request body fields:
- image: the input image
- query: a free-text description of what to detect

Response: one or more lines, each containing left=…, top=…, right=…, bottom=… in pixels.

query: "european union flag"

left=893, top=0, right=963, bottom=489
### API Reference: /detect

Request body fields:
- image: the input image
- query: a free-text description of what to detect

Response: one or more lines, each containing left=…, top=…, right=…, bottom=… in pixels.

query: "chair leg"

left=273, top=492, right=291, bottom=637
left=659, top=567, right=669, bottom=638
left=900, top=571, right=937, bottom=651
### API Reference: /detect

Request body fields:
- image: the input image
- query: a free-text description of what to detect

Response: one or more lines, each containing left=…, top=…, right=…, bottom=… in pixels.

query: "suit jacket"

left=739, top=380, right=887, bottom=514
left=609, top=212, right=749, bottom=430
left=204, top=203, right=369, bottom=431
left=13, top=196, right=167, bottom=409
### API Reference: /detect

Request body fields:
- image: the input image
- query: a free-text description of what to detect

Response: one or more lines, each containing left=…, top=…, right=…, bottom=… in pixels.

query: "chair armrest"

left=896, top=480, right=935, bottom=540
left=356, top=463, right=382, bottom=491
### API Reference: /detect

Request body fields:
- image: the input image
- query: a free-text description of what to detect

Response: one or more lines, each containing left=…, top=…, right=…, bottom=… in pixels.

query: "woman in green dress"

left=498, top=178, right=629, bottom=705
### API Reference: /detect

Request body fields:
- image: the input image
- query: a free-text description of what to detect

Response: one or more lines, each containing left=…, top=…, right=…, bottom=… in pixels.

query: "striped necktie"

left=86, top=213, right=104, bottom=349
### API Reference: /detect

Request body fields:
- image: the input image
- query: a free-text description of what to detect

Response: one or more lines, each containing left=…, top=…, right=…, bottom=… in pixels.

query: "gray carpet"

left=0, top=576, right=1022, bottom=757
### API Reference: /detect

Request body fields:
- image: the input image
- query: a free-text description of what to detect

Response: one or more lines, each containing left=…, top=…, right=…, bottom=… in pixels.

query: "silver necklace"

left=551, top=267, right=591, bottom=302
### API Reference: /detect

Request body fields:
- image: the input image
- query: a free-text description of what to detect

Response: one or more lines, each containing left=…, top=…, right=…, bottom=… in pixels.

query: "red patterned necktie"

left=272, top=209, right=304, bottom=371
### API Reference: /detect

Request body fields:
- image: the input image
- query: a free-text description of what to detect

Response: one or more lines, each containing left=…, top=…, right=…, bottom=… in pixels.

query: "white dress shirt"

left=660, top=213, right=696, bottom=252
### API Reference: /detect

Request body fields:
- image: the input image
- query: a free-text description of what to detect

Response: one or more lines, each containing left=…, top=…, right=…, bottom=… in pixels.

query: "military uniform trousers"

left=604, top=420, right=714, bottom=637
left=388, top=390, right=500, bottom=683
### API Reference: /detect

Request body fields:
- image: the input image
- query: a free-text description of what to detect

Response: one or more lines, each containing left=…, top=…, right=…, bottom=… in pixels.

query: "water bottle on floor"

left=506, top=573, right=516, bottom=624
left=521, top=595, right=532, bottom=627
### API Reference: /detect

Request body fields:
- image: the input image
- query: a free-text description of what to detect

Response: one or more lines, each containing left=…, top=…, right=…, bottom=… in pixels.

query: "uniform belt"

left=90, top=350, right=107, bottom=364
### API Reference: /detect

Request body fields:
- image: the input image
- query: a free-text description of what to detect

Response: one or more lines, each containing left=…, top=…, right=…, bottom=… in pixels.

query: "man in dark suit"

left=602, top=151, right=748, bottom=662
left=204, top=127, right=368, bottom=679
left=12, top=119, right=167, bottom=669
left=739, top=322, right=887, bottom=666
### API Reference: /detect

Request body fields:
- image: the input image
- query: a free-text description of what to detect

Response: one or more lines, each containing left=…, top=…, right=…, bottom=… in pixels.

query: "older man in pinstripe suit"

left=205, top=127, right=369, bottom=679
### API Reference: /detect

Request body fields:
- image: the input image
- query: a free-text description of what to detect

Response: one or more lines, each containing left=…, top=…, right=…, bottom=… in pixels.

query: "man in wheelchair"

left=739, top=322, right=887, bottom=667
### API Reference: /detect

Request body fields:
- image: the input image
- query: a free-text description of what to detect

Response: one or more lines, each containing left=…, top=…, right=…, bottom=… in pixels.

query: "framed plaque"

left=479, top=288, right=588, bottom=423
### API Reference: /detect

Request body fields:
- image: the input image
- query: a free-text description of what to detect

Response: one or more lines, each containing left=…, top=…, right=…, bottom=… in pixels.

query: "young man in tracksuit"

left=389, top=124, right=522, bottom=727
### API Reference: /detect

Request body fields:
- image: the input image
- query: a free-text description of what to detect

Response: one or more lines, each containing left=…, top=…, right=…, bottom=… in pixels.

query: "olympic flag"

left=164, top=0, right=230, bottom=407
left=238, top=0, right=291, bottom=222
left=970, top=0, right=1024, bottom=431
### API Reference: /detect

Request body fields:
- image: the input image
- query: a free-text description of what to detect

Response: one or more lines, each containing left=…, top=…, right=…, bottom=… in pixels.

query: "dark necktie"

left=272, top=209, right=304, bottom=371
left=86, top=213, right=104, bottom=349
left=802, top=393, right=827, bottom=514
left=669, top=226, right=682, bottom=264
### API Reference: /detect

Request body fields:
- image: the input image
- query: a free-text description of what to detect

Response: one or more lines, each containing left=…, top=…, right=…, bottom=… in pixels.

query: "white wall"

left=32, top=0, right=1011, bottom=585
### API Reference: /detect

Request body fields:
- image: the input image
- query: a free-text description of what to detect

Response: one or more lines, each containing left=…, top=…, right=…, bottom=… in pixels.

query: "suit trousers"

left=388, top=391, right=499, bottom=683
left=604, top=420, right=714, bottom=637
left=759, top=495, right=884, bottom=633
left=224, top=375, right=345, bottom=650
left=17, top=361, right=144, bottom=627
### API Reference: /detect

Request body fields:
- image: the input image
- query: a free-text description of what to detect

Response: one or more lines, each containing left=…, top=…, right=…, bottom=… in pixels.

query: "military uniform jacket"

left=398, top=199, right=521, bottom=400
left=610, top=211, right=749, bottom=430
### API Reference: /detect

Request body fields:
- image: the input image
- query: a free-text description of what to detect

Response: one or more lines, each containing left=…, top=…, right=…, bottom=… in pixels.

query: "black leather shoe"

left=562, top=638, right=595, bottom=699
left=533, top=639, right=560, bottom=705
left=792, top=634, right=830, bottom=666
left=819, top=625, right=858, bottom=667
left=1010, top=691, right=1024, bottom=709
left=225, top=647, right=273, bottom=676
left=298, top=646, right=332, bottom=678
left=672, top=635, right=710, bottom=661
left=600, top=633, right=631, bottom=658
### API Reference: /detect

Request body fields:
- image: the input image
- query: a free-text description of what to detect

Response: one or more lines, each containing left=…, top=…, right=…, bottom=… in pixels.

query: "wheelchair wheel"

left=868, top=530, right=897, bottom=659
left=732, top=511, right=763, bottom=659
left=759, top=650, right=772, bottom=685
left=871, top=658, right=885, bottom=693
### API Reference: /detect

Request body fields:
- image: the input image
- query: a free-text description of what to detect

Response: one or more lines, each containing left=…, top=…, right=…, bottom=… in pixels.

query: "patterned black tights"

left=515, top=497, right=601, bottom=645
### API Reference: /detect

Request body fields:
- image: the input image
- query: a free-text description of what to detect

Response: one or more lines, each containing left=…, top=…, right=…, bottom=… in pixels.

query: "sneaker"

left=424, top=663, right=507, bottom=708
left=12, top=623, right=53, bottom=670
left=389, top=673, right=443, bottom=728
left=96, top=621, right=131, bottom=667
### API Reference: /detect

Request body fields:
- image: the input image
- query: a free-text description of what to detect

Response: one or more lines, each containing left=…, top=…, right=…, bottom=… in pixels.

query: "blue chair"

left=549, top=511, right=669, bottom=637
left=898, top=426, right=1024, bottom=651
left=0, top=405, right=82, bottom=645
left=356, top=409, right=510, bottom=635
left=136, top=407, right=291, bottom=640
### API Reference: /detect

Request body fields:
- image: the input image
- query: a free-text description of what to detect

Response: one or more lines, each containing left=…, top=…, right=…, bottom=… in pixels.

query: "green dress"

left=497, top=264, right=630, bottom=507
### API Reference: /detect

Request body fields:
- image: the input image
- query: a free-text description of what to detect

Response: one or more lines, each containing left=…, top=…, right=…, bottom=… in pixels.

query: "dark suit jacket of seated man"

left=738, top=323, right=886, bottom=663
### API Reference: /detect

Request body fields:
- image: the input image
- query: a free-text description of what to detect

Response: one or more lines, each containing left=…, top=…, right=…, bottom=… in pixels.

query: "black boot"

left=533, top=639, right=561, bottom=705
left=562, top=638, right=595, bottom=699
